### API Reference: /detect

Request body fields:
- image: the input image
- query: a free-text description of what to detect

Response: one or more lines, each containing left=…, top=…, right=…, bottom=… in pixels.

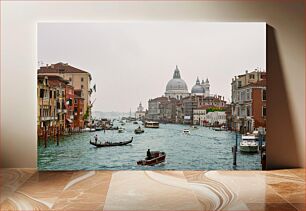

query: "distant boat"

left=95, top=127, right=103, bottom=131
left=137, top=151, right=166, bottom=166
left=82, top=128, right=91, bottom=132
left=133, top=121, right=138, bottom=124
left=191, top=126, right=198, bottom=129
left=134, top=127, right=144, bottom=134
left=89, top=128, right=96, bottom=132
left=183, top=129, right=190, bottom=135
left=144, top=121, right=159, bottom=128
left=213, top=127, right=222, bottom=131
left=90, top=137, right=133, bottom=148
left=118, top=128, right=125, bottom=133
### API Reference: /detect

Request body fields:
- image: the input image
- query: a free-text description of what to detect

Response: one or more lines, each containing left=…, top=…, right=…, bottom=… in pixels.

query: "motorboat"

left=183, top=129, right=190, bottom=135
left=191, top=126, right=198, bottom=129
left=118, top=128, right=125, bottom=133
left=133, top=121, right=138, bottom=124
left=213, top=127, right=222, bottom=131
left=137, top=151, right=166, bottom=166
left=144, top=121, right=159, bottom=128
left=134, top=127, right=144, bottom=134
left=89, top=128, right=96, bottom=132
left=240, top=140, right=259, bottom=153
left=90, top=137, right=133, bottom=148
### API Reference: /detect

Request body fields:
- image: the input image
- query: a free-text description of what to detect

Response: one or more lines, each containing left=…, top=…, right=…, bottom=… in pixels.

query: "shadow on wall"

left=266, top=25, right=299, bottom=169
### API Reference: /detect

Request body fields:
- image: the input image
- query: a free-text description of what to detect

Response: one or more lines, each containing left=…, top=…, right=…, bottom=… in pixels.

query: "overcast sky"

left=38, top=22, right=266, bottom=112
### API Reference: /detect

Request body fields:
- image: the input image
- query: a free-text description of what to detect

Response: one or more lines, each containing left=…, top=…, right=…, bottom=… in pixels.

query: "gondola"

left=89, top=137, right=133, bottom=147
left=137, top=151, right=166, bottom=166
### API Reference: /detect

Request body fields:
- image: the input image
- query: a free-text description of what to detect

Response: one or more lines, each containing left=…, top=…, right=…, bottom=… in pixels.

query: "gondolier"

left=147, top=149, right=152, bottom=160
left=94, top=134, right=98, bottom=144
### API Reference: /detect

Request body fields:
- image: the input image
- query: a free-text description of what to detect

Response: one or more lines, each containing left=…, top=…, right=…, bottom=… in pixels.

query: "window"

left=262, top=106, right=266, bottom=117
left=238, top=81, right=242, bottom=88
left=49, top=90, right=52, bottom=98
left=81, top=77, right=84, bottom=82
left=69, top=77, right=72, bottom=81
left=81, top=85, right=84, bottom=89
left=262, top=89, right=266, bottom=101
left=74, top=99, right=77, bottom=104
left=249, top=74, right=255, bottom=79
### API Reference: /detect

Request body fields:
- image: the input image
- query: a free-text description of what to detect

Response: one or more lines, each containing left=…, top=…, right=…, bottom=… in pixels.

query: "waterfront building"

left=197, top=95, right=226, bottom=108
left=73, top=89, right=85, bottom=129
left=38, top=62, right=92, bottom=121
left=37, top=75, right=69, bottom=136
left=147, top=97, right=178, bottom=122
left=193, top=106, right=207, bottom=125
left=231, top=69, right=266, bottom=132
left=181, top=96, right=198, bottom=124
left=65, top=84, right=75, bottom=131
left=48, top=75, right=69, bottom=133
left=165, top=65, right=190, bottom=100
left=203, top=111, right=227, bottom=126
left=191, top=77, right=210, bottom=97
left=135, top=102, right=146, bottom=120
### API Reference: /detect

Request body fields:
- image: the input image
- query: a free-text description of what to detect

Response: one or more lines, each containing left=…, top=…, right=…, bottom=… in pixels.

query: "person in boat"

left=94, top=134, right=98, bottom=144
left=146, top=149, right=152, bottom=160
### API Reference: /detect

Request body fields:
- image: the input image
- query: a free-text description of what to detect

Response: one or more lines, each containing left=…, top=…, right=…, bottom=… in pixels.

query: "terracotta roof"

left=38, top=62, right=91, bottom=76
left=37, top=75, right=69, bottom=86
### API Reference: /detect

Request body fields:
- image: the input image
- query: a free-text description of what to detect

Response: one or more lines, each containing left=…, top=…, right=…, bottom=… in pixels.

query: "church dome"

left=191, top=77, right=205, bottom=94
left=165, top=66, right=188, bottom=92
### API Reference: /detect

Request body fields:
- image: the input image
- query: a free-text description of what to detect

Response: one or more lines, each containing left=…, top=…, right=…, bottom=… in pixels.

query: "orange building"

left=74, top=89, right=85, bottom=129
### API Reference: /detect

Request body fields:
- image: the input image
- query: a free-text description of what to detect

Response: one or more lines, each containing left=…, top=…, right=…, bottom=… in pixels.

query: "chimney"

left=246, top=70, right=248, bottom=74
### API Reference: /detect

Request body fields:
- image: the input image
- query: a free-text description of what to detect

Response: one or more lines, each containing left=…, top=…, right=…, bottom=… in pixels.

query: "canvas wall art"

left=37, top=22, right=266, bottom=170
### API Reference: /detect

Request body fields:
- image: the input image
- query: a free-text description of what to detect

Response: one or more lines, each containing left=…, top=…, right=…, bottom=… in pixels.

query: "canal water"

left=38, top=122, right=262, bottom=170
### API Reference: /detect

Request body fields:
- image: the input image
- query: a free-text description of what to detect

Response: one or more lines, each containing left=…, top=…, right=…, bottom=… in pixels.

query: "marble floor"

left=0, top=169, right=304, bottom=210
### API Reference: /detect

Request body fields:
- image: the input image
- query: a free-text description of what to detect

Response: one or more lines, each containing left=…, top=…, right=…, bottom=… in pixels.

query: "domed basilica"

left=191, top=77, right=210, bottom=97
left=165, top=65, right=210, bottom=99
left=165, top=65, right=189, bottom=100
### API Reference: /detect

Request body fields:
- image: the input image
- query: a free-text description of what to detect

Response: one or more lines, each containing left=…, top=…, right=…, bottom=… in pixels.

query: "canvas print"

left=37, top=22, right=266, bottom=170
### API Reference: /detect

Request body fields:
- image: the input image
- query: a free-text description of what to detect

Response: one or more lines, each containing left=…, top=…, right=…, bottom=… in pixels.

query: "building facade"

left=38, top=62, right=92, bottom=121
left=135, top=102, right=146, bottom=120
left=231, top=70, right=266, bottom=132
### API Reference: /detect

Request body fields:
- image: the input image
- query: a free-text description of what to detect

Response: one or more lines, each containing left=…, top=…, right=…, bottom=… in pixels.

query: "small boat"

left=144, top=121, right=159, bottom=128
left=133, top=121, right=138, bottom=124
left=82, top=128, right=91, bottom=132
left=183, top=129, right=190, bottom=135
left=110, top=126, right=119, bottom=130
left=118, top=128, right=125, bottom=133
left=240, top=140, right=259, bottom=153
left=137, top=151, right=166, bottom=166
left=213, top=127, right=222, bottom=131
left=89, top=128, right=96, bottom=132
left=90, top=137, right=133, bottom=148
left=191, top=126, right=198, bottom=129
left=134, top=127, right=144, bottom=134
left=121, top=123, right=125, bottom=126
left=95, top=127, right=103, bottom=131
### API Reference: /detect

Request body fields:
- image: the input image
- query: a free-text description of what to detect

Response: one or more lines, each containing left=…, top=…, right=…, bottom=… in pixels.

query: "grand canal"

left=38, top=122, right=262, bottom=170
